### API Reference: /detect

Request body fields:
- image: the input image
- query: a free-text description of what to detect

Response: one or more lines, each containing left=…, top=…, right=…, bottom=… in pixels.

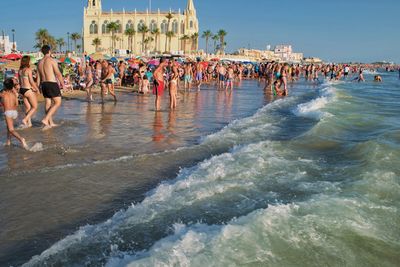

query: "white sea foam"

left=105, top=193, right=398, bottom=267
left=293, top=87, right=336, bottom=119
left=23, top=134, right=321, bottom=266
left=28, top=142, right=44, bottom=152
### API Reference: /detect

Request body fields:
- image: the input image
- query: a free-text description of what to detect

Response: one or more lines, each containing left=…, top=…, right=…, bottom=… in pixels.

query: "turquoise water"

left=21, top=73, right=400, bottom=266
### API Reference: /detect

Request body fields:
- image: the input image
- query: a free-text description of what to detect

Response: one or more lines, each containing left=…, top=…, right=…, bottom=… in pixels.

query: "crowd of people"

left=1, top=44, right=398, bottom=150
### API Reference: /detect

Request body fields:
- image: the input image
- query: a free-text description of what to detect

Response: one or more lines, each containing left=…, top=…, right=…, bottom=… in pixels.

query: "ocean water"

left=3, top=73, right=400, bottom=266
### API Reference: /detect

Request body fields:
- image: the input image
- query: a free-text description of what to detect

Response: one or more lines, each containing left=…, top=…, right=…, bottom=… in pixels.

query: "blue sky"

left=1, top=0, right=399, bottom=62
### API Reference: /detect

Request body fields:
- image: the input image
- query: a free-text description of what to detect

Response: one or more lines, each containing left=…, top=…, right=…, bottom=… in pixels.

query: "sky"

left=1, top=0, right=399, bottom=63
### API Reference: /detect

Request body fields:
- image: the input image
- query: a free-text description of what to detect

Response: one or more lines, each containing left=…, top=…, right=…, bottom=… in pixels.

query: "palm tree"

left=107, top=22, right=120, bottom=55
left=144, top=36, right=154, bottom=51
left=151, top=28, right=160, bottom=52
left=138, top=25, right=149, bottom=53
left=191, top=32, right=199, bottom=52
left=180, top=35, right=190, bottom=54
left=56, top=38, right=65, bottom=52
left=217, top=29, right=227, bottom=54
left=165, top=12, right=174, bottom=52
left=124, top=28, right=136, bottom=52
left=35, top=28, right=53, bottom=48
left=212, top=35, right=219, bottom=54
left=71, top=32, right=81, bottom=52
left=201, top=30, right=212, bottom=55
left=166, top=31, right=175, bottom=52
left=92, top=38, right=101, bottom=52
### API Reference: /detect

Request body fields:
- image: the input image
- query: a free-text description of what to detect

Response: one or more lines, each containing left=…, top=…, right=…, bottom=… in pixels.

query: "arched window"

left=150, top=20, right=157, bottom=32
left=161, top=20, right=167, bottom=34
left=126, top=20, right=133, bottom=30
left=190, top=21, right=194, bottom=29
left=181, top=21, right=185, bottom=35
left=137, top=20, right=145, bottom=31
left=172, top=20, right=178, bottom=34
left=90, top=21, right=98, bottom=34
left=93, top=0, right=96, bottom=6
left=115, top=20, right=122, bottom=33
left=102, top=20, right=109, bottom=34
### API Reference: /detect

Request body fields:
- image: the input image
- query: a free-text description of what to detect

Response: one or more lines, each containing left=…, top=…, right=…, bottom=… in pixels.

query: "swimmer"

left=374, top=75, right=382, bottom=82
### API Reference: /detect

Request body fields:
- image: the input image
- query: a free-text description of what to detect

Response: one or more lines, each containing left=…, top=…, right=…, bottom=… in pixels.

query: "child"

left=1, top=78, right=28, bottom=149
left=141, top=75, right=150, bottom=94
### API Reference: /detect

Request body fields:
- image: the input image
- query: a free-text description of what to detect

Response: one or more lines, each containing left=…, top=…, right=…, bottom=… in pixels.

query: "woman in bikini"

left=85, top=62, right=94, bottom=101
left=18, top=56, right=39, bottom=128
left=169, top=61, right=179, bottom=110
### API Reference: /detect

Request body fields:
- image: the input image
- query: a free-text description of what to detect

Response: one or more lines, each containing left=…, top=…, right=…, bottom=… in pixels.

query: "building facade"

left=83, top=0, right=199, bottom=55
left=0, top=35, right=17, bottom=54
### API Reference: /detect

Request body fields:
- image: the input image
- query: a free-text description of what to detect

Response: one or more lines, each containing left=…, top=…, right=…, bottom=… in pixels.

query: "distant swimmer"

left=374, top=75, right=382, bottom=82
left=357, top=69, right=365, bottom=82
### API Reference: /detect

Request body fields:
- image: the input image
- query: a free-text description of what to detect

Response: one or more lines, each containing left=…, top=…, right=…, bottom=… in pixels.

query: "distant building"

left=0, top=35, right=17, bottom=54
left=237, top=45, right=304, bottom=63
left=83, top=0, right=199, bottom=55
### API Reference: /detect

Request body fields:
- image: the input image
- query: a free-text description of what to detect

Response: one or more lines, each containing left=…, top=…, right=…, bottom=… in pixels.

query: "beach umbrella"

left=110, top=57, right=118, bottom=62
left=4, top=53, right=22, bottom=60
left=200, top=61, right=209, bottom=68
left=59, top=57, right=76, bottom=64
left=130, top=63, right=139, bottom=69
left=148, top=59, right=160, bottom=66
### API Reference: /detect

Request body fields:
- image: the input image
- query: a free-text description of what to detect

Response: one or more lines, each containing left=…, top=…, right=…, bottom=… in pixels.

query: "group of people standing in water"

left=1, top=44, right=396, bottom=149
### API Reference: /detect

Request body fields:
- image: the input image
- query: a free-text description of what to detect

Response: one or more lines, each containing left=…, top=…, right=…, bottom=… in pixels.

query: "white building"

left=0, top=35, right=17, bottom=54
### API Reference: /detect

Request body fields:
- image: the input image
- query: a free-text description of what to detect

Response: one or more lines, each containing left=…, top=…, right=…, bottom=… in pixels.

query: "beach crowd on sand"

left=1, top=45, right=399, bottom=150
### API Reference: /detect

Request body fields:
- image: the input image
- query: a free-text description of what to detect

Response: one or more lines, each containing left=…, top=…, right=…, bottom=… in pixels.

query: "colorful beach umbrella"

left=148, top=59, right=160, bottom=66
left=110, top=57, right=118, bottom=62
left=59, top=57, right=76, bottom=64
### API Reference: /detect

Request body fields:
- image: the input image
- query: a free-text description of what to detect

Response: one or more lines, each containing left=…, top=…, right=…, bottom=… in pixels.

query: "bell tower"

left=86, top=0, right=102, bottom=15
left=185, top=0, right=199, bottom=50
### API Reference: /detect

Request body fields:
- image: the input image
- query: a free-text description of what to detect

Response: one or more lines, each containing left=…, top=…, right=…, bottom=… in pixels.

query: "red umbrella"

left=200, top=61, right=209, bottom=68
left=4, top=53, right=22, bottom=60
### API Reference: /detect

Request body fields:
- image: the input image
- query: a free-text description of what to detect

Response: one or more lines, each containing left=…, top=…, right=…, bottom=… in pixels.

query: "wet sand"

left=0, top=80, right=268, bottom=266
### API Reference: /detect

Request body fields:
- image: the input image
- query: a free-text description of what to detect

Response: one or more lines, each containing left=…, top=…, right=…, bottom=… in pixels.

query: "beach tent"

left=3, top=53, right=22, bottom=60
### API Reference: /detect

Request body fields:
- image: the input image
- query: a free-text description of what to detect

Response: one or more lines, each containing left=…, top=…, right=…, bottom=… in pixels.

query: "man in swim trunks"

left=100, top=61, right=117, bottom=103
left=37, top=45, right=64, bottom=130
left=153, top=58, right=167, bottom=111
left=1, top=78, right=28, bottom=148
left=195, top=61, right=204, bottom=90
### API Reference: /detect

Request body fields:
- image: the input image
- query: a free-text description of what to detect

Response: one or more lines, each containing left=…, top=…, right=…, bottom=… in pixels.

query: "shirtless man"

left=118, top=61, right=126, bottom=86
left=153, top=58, right=167, bottom=111
left=195, top=62, right=204, bottom=90
left=37, top=45, right=64, bottom=130
left=184, top=63, right=193, bottom=91
left=100, top=61, right=117, bottom=103
left=218, top=64, right=226, bottom=89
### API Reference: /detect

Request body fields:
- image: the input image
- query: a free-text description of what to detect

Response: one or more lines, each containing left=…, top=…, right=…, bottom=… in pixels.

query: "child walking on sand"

left=1, top=78, right=28, bottom=149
